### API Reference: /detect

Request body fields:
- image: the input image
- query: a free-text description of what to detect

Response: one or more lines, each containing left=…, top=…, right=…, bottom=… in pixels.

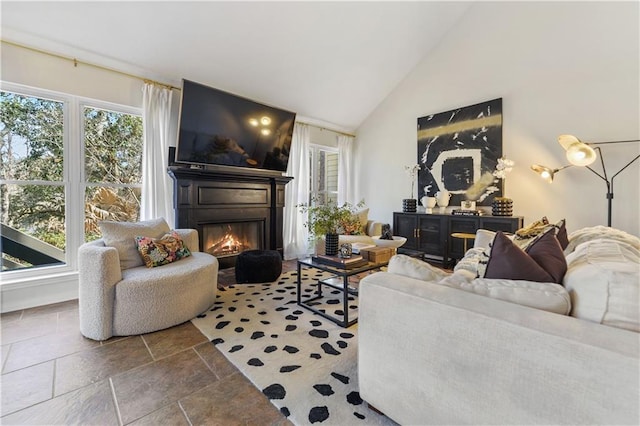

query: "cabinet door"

left=480, top=217, right=523, bottom=234
left=417, top=216, right=445, bottom=256
left=394, top=213, right=418, bottom=250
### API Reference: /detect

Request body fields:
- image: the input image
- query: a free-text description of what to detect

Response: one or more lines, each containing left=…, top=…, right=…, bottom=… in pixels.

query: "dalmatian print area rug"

left=191, top=269, right=396, bottom=426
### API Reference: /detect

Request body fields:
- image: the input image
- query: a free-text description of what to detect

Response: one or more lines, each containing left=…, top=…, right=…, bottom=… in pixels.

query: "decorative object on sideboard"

left=403, top=164, right=421, bottom=212
left=465, top=157, right=515, bottom=212
left=492, top=197, right=514, bottom=216
left=435, top=190, right=451, bottom=208
left=421, top=196, right=437, bottom=213
left=417, top=98, right=503, bottom=207
left=531, top=135, right=640, bottom=227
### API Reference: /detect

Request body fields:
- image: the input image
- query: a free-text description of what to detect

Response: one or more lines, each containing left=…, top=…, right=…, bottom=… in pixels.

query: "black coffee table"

left=296, top=257, right=388, bottom=327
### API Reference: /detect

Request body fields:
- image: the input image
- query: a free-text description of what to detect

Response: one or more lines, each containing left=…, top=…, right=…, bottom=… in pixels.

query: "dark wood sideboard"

left=393, top=212, right=524, bottom=267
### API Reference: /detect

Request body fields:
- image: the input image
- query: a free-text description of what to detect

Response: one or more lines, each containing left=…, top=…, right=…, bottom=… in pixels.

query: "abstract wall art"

left=417, top=98, right=503, bottom=207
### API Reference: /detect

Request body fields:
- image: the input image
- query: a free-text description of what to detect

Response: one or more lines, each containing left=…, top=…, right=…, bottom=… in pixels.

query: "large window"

left=1, top=84, right=142, bottom=276
left=309, top=144, right=338, bottom=205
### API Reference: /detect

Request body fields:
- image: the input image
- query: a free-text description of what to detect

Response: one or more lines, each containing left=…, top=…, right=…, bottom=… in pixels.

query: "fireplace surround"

left=168, top=166, right=292, bottom=268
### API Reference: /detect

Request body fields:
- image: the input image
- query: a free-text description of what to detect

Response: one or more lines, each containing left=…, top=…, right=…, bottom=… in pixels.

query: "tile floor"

left=0, top=261, right=299, bottom=425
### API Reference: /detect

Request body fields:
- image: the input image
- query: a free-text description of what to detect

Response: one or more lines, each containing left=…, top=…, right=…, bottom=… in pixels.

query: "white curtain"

left=283, top=123, right=311, bottom=260
left=337, top=134, right=355, bottom=206
left=140, top=83, right=175, bottom=225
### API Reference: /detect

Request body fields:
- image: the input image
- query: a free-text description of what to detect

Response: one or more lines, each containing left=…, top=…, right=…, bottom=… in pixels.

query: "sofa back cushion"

left=99, top=218, right=171, bottom=270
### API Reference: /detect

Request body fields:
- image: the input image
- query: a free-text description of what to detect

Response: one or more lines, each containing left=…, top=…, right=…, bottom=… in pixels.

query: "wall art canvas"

left=417, top=98, right=503, bottom=206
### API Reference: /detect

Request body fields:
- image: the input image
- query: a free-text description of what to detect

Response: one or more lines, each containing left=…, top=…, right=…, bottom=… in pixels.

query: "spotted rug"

left=191, top=269, right=395, bottom=426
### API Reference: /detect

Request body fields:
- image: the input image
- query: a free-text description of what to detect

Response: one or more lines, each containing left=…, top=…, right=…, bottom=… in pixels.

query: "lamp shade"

left=557, top=134, right=597, bottom=166
left=531, top=164, right=555, bottom=183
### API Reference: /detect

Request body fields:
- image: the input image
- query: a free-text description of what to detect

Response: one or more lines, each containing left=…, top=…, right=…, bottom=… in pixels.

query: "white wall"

left=1, top=41, right=144, bottom=107
left=354, top=1, right=640, bottom=236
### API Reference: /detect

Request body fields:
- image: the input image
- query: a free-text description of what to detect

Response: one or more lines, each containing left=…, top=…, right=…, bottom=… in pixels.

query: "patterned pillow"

left=135, top=231, right=191, bottom=268
left=99, top=218, right=171, bottom=270
left=514, top=217, right=568, bottom=250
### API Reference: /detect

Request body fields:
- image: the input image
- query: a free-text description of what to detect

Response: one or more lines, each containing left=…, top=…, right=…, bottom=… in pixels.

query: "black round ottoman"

left=235, top=250, right=283, bottom=283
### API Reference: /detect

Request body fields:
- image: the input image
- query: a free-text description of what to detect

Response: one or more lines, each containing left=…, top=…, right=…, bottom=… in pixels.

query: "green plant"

left=298, top=198, right=365, bottom=240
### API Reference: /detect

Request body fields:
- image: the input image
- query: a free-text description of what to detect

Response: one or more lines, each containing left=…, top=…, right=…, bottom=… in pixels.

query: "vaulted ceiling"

left=2, top=1, right=471, bottom=130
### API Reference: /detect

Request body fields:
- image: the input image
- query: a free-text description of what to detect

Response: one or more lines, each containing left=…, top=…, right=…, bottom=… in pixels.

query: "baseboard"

left=1, top=272, right=78, bottom=313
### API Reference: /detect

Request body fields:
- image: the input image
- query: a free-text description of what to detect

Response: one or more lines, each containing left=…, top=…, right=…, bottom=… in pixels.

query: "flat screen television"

left=175, top=79, right=296, bottom=173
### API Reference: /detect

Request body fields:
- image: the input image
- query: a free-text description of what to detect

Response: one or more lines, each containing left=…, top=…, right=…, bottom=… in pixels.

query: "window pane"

left=84, top=107, right=143, bottom=184
left=1, top=183, right=66, bottom=271
left=0, top=91, right=64, bottom=181
left=84, top=186, right=141, bottom=241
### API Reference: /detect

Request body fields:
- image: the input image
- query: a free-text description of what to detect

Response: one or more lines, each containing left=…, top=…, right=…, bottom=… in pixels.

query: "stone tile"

left=0, top=312, right=58, bottom=345
left=180, top=372, right=285, bottom=425
left=111, top=348, right=217, bottom=424
left=56, top=308, right=80, bottom=333
left=1, top=379, right=118, bottom=425
left=22, top=299, right=78, bottom=319
left=1, top=361, right=54, bottom=416
left=194, top=342, right=238, bottom=380
left=54, top=336, right=153, bottom=396
left=128, top=402, right=190, bottom=426
left=142, top=321, right=208, bottom=360
left=3, top=329, right=100, bottom=373
left=100, top=335, right=130, bottom=346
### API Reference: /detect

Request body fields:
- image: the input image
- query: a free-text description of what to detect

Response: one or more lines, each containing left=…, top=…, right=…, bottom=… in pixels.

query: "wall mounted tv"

left=175, top=79, right=296, bottom=174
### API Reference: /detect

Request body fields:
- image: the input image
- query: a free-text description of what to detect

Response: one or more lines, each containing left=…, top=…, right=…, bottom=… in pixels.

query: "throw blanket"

left=564, top=225, right=640, bottom=254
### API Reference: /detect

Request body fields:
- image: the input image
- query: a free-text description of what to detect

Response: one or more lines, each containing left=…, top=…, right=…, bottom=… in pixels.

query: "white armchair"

left=78, top=227, right=218, bottom=341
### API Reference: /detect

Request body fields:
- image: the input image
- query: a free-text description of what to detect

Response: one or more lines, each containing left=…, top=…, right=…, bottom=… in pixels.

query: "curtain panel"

left=283, top=123, right=311, bottom=259
left=337, top=134, right=355, bottom=206
left=140, top=83, right=175, bottom=225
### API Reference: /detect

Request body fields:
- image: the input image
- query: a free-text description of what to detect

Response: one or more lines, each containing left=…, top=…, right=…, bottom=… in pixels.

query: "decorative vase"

left=325, top=233, right=339, bottom=255
left=402, top=198, right=417, bottom=213
left=421, top=196, right=437, bottom=213
left=492, top=197, right=513, bottom=216
left=435, top=191, right=451, bottom=207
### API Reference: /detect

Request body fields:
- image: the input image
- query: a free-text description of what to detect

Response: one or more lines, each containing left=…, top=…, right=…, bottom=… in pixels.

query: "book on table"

left=351, top=242, right=376, bottom=254
left=312, top=254, right=368, bottom=269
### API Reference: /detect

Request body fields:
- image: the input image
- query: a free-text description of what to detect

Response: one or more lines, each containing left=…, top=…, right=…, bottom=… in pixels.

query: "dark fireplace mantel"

left=168, top=166, right=292, bottom=268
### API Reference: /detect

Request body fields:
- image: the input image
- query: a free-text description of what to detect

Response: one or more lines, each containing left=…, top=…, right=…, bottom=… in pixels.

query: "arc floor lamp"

left=531, top=135, right=640, bottom=227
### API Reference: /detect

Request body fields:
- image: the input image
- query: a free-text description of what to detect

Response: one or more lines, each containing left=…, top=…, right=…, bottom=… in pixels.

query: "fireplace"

left=203, top=221, right=264, bottom=258
left=168, top=166, right=292, bottom=268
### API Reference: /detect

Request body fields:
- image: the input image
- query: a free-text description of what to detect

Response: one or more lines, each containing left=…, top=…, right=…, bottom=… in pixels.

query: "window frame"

left=0, top=81, right=142, bottom=282
left=308, top=143, right=339, bottom=206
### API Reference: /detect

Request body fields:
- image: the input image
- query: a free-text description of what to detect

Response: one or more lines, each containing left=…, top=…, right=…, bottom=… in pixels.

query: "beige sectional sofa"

left=358, top=226, right=639, bottom=425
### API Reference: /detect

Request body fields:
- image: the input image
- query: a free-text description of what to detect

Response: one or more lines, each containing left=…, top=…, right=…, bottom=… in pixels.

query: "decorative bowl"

left=371, top=235, right=407, bottom=249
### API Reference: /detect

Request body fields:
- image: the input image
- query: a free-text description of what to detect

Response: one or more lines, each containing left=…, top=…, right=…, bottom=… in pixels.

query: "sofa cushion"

left=564, top=238, right=640, bottom=332
left=135, top=231, right=192, bottom=268
left=388, top=254, right=449, bottom=282
left=480, top=231, right=566, bottom=284
left=99, top=218, right=171, bottom=270
left=441, top=277, right=571, bottom=315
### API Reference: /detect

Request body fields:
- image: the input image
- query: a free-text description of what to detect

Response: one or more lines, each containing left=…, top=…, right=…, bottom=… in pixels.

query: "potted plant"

left=298, top=198, right=365, bottom=255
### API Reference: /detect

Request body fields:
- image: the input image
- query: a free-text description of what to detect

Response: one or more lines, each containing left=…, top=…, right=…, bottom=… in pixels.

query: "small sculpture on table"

left=380, top=224, right=393, bottom=240
left=339, top=243, right=353, bottom=259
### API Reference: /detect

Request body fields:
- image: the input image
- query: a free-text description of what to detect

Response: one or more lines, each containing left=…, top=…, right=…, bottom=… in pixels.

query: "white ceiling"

left=1, top=1, right=471, bottom=131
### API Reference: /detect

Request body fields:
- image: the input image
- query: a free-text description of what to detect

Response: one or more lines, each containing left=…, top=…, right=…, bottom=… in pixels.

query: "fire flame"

left=207, top=230, right=249, bottom=257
